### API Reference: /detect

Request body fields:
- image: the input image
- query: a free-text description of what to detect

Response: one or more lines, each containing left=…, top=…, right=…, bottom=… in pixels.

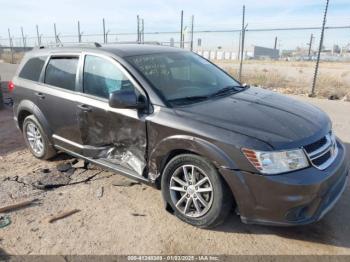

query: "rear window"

left=44, top=57, right=79, bottom=91
left=19, top=56, right=47, bottom=81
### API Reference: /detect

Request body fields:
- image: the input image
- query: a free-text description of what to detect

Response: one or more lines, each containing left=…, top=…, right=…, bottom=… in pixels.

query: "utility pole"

left=237, top=31, right=241, bottom=60
left=273, top=36, right=278, bottom=60
left=78, top=21, right=82, bottom=43
left=180, top=10, right=184, bottom=48
left=106, top=30, right=110, bottom=44
left=54, top=23, right=58, bottom=46
left=21, top=27, right=26, bottom=51
left=141, top=19, right=144, bottom=44
left=190, top=15, right=194, bottom=51
left=36, top=25, right=41, bottom=46
left=274, top=36, right=278, bottom=50
left=238, top=5, right=246, bottom=82
left=307, top=33, right=314, bottom=59
left=310, top=0, right=329, bottom=97
left=8, top=28, right=14, bottom=64
left=103, top=18, right=106, bottom=44
left=137, top=15, right=140, bottom=43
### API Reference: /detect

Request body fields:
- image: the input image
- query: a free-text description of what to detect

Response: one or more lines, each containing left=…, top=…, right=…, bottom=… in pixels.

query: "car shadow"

left=214, top=142, right=350, bottom=249
left=0, top=107, right=26, bottom=156
left=0, top=247, right=10, bottom=259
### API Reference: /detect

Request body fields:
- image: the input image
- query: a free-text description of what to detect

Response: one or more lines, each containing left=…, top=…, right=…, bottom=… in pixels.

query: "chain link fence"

left=1, top=6, right=349, bottom=99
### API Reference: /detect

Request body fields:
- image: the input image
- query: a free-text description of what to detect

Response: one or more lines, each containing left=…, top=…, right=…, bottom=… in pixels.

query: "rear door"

left=37, top=54, right=83, bottom=153
left=76, top=53, right=148, bottom=176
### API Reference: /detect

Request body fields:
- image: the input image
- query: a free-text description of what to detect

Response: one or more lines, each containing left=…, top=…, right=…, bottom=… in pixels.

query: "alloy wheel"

left=26, top=122, right=44, bottom=155
left=169, top=165, right=214, bottom=218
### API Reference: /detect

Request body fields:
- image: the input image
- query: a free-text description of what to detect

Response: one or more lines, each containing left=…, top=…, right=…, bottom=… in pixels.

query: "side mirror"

left=109, top=90, right=146, bottom=110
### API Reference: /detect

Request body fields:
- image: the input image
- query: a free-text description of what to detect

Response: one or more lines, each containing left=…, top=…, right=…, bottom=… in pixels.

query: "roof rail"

left=106, top=41, right=161, bottom=45
left=34, top=42, right=103, bottom=49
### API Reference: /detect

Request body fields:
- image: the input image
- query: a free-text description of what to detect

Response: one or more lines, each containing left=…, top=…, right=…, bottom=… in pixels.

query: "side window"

left=44, top=57, right=79, bottom=91
left=19, top=56, right=47, bottom=81
left=83, top=55, right=135, bottom=99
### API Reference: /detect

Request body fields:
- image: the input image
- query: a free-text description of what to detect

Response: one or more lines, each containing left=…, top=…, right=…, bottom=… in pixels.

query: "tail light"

left=8, top=81, right=15, bottom=92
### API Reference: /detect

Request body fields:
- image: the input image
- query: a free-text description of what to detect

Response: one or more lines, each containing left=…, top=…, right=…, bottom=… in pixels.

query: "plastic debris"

left=0, top=216, right=11, bottom=228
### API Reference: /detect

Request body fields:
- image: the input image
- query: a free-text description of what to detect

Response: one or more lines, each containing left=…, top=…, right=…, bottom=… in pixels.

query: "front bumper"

left=220, top=140, right=349, bottom=226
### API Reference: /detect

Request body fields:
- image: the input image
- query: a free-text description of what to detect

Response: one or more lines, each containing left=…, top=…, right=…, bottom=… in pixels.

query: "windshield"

left=126, top=52, right=242, bottom=106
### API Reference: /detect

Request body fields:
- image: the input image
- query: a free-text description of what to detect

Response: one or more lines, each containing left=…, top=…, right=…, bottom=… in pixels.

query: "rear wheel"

left=23, top=115, right=56, bottom=160
left=161, top=154, right=233, bottom=228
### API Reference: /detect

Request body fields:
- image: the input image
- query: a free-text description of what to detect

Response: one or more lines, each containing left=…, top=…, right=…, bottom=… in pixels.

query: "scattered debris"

left=32, top=161, right=102, bottom=190
left=41, top=168, right=51, bottom=174
left=329, top=94, right=340, bottom=100
left=72, top=159, right=89, bottom=169
left=33, top=170, right=71, bottom=190
left=131, top=213, right=146, bottom=217
left=0, top=199, right=39, bottom=213
left=96, top=187, right=104, bottom=198
left=47, top=209, right=81, bottom=223
left=0, top=216, right=11, bottom=228
left=4, top=97, right=13, bottom=107
left=112, top=179, right=140, bottom=187
left=56, top=162, right=74, bottom=173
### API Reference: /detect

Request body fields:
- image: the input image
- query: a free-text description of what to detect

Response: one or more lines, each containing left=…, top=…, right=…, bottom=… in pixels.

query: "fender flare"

left=148, top=135, right=238, bottom=179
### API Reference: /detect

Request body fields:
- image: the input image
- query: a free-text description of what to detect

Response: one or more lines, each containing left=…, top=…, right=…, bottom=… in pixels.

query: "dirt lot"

left=0, top=95, right=349, bottom=255
left=0, top=61, right=350, bottom=255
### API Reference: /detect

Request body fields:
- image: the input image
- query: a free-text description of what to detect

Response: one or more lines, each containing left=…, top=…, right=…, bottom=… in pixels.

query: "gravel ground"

left=0, top=61, right=350, bottom=255
left=0, top=95, right=349, bottom=255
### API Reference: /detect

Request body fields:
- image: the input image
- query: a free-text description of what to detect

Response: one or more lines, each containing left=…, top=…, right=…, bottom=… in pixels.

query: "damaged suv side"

left=11, top=45, right=349, bottom=228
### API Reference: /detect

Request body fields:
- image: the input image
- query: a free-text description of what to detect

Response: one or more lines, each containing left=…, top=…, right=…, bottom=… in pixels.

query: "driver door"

left=77, top=54, right=148, bottom=176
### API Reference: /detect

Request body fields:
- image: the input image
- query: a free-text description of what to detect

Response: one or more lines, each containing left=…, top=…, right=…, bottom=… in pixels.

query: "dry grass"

left=0, top=52, right=24, bottom=64
left=226, top=67, right=350, bottom=100
left=316, top=75, right=350, bottom=99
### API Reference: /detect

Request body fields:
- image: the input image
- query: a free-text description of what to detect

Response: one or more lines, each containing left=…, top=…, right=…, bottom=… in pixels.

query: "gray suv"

left=10, top=44, right=349, bottom=228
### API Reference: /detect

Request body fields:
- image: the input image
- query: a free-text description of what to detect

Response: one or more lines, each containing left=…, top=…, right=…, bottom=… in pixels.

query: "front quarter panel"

left=146, top=106, right=272, bottom=179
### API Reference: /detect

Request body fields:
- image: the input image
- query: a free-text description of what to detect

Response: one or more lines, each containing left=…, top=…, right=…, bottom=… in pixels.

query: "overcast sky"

left=0, top=0, right=349, bottom=49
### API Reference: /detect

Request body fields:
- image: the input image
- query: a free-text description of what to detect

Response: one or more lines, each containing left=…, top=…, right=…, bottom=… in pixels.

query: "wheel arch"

left=16, top=100, right=54, bottom=144
left=149, top=135, right=238, bottom=183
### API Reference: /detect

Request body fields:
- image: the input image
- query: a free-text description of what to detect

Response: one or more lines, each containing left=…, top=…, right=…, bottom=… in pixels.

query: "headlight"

left=242, top=148, right=309, bottom=175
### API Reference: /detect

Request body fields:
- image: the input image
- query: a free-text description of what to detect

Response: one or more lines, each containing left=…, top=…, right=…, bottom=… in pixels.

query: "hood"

left=175, top=87, right=331, bottom=150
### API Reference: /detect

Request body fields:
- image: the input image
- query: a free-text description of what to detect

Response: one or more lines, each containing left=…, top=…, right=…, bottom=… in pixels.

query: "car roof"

left=28, top=44, right=185, bottom=58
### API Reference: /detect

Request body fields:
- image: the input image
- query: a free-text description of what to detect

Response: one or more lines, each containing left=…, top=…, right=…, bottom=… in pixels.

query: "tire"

left=23, top=115, right=56, bottom=160
left=161, top=154, right=233, bottom=228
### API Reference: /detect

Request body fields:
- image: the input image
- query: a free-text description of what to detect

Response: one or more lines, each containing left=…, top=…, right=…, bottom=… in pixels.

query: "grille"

left=304, top=136, right=327, bottom=153
left=303, top=132, right=338, bottom=170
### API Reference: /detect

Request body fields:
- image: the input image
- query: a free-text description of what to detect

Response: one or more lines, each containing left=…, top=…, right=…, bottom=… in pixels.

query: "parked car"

left=10, top=44, right=349, bottom=228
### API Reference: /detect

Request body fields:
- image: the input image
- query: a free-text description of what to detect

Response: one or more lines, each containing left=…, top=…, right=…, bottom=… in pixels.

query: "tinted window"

left=83, top=55, right=135, bottom=99
left=19, top=56, right=47, bottom=81
left=45, top=57, right=78, bottom=90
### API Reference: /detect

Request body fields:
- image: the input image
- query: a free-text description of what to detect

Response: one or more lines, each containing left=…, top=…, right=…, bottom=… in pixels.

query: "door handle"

left=35, top=92, right=45, bottom=99
left=77, top=104, right=92, bottom=112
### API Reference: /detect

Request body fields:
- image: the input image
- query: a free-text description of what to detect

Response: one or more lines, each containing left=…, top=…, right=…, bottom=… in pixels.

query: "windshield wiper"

left=168, top=95, right=209, bottom=105
left=209, top=85, right=244, bottom=98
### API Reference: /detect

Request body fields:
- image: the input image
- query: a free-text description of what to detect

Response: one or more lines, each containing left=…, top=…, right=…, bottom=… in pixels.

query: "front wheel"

left=161, top=154, right=233, bottom=228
